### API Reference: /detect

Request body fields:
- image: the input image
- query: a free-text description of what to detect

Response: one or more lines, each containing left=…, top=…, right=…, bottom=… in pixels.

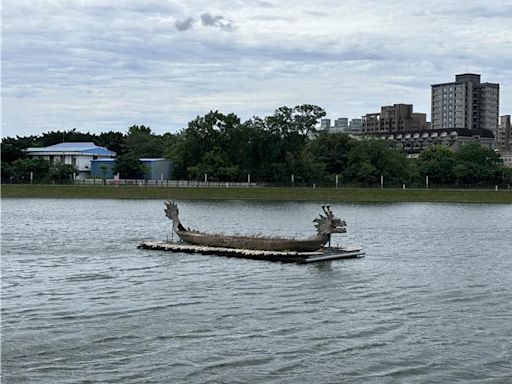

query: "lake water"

left=1, top=198, right=511, bottom=383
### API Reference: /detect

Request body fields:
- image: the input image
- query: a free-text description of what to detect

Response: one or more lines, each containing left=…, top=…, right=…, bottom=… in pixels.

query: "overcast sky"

left=2, top=0, right=512, bottom=137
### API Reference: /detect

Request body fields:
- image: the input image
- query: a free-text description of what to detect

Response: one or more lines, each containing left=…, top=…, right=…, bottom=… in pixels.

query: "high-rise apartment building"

left=431, top=74, right=499, bottom=132
left=497, top=115, right=511, bottom=152
left=317, top=117, right=362, bottom=135
left=320, top=119, right=331, bottom=131
left=349, top=118, right=362, bottom=134
left=334, top=118, right=349, bottom=130
left=361, top=104, right=429, bottom=133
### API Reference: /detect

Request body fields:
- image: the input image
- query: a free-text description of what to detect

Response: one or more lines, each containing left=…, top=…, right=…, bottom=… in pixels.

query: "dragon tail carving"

left=164, top=201, right=186, bottom=232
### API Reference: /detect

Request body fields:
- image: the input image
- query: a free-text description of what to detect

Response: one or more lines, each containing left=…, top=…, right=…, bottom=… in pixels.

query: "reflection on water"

left=1, top=199, right=512, bottom=383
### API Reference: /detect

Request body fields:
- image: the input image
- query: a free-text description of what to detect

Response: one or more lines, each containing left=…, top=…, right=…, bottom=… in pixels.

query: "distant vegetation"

left=2, top=104, right=512, bottom=187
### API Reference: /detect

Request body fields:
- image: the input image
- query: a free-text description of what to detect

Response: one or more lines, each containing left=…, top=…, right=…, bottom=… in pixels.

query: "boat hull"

left=176, top=231, right=326, bottom=252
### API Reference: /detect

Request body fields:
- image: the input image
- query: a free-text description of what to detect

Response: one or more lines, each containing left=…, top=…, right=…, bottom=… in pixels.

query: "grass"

left=1, top=184, right=512, bottom=203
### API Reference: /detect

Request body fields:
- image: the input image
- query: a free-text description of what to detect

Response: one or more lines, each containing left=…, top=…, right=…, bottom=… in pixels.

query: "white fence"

left=73, top=179, right=258, bottom=188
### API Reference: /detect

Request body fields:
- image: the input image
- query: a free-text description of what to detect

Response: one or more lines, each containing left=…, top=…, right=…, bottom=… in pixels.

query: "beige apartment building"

left=497, top=115, right=512, bottom=167
left=497, top=115, right=511, bottom=152
left=431, top=74, right=499, bottom=132
left=361, top=104, right=429, bottom=133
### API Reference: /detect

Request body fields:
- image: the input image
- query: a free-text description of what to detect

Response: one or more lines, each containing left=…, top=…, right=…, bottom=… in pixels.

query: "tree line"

left=1, top=104, right=511, bottom=187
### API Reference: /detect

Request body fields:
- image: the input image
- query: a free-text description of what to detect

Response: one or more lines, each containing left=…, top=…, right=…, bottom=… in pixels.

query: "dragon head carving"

left=164, top=201, right=186, bottom=232
left=313, top=205, right=346, bottom=235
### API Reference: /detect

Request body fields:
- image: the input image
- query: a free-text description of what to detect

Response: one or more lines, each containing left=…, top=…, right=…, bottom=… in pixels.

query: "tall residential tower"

left=431, top=73, right=499, bottom=133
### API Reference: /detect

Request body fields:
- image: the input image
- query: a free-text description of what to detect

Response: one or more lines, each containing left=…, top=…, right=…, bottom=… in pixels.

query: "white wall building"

left=24, top=142, right=116, bottom=180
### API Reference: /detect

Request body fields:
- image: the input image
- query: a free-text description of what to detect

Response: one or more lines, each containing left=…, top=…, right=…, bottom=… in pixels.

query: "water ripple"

left=2, top=199, right=512, bottom=383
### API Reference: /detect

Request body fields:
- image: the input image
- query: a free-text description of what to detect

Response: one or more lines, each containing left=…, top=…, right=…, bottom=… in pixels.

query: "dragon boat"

left=164, top=201, right=346, bottom=252
left=138, top=201, right=364, bottom=263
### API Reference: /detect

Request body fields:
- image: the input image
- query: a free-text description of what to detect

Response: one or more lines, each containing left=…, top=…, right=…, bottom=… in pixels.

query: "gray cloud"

left=257, top=1, right=275, bottom=7
left=244, top=0, right=275, bottom=7
left=200, top=13, right=233, bottom=29
left=175, top=13, right=234, bottom=32
left=1, top=0, right=511, bottom=137
left=424, top=4, right=512, bottom=18
left=175, top=17, right=195, bottom=31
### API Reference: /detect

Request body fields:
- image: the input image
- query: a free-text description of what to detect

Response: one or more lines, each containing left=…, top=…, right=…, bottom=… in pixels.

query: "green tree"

left=1, top=162, right=14, bottom=181
left=417, top=145, right=456, bottom=185
left=123, top=125, right=163, bottom=158
left=502, top=167, right=512, bottom=186
left=265, top=104, right=326, bottom=157
left=454, top=142, right=503, bottom=186
left=285, top=149, right=326, bottom=183
left=309, top=132, right=352, bottom=176
left=161, top=106, right=326, bottom=183
left=113, top=154, right=147, bottom=179
left=49, top=162, right=77, bottom=181
left=11, top=158, right=50, bottom=182
left=345, top=139, right=411, bottom=186
left=193, top=147, right=239, bottom=181
left=39, top=128, right=97, bottom=147
left=292, top=104, right=326, bottom=136
left=168, top=111, right=240, bottom=179
left=243, top=117, right=283, bottom=181
left=98, top=131, right=125, bottom=155
left=255, top=104, right=326, bottom=182
left=0, top=135, right=39, bottom=163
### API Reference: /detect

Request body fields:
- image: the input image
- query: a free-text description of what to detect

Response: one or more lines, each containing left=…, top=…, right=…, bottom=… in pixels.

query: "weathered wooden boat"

left=138, top=201, right=364, bottom=263
left=164, top=201, right=346, bottom=252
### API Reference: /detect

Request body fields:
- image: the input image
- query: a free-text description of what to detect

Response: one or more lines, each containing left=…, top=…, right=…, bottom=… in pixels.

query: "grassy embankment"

left=1, top=184, right=511, bottom=203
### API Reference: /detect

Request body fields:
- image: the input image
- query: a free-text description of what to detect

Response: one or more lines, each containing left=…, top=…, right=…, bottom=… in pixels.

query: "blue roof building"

left=24, top=142, right=116, bottom=180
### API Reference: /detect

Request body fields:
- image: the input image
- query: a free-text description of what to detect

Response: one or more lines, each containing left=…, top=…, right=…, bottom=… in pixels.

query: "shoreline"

left=1, top=184, right=511, bottom=203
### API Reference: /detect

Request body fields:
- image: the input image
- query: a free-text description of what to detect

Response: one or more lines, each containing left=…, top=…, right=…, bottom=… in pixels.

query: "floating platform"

left=137, top=240, right=365, bottom=263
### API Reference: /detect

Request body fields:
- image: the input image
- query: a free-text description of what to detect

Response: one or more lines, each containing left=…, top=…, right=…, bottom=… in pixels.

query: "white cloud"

left=2, top=0, right=511, bottom=136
